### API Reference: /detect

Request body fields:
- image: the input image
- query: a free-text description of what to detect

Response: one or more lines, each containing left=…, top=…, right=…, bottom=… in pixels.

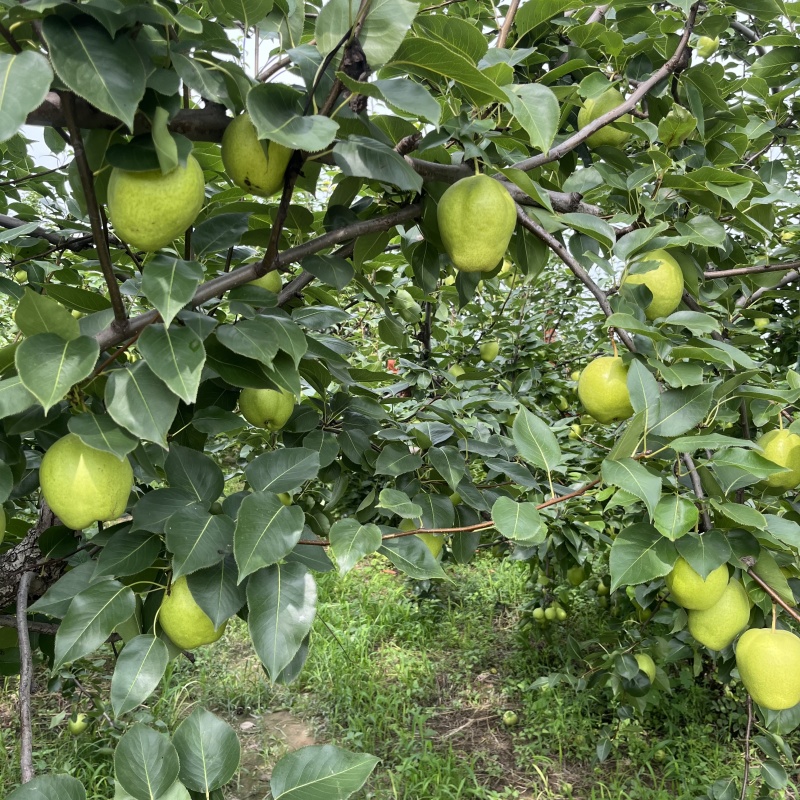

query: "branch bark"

left=681, top=453, right=712, bottom=531
left=496, top=0, right=520, bottom=48
left=515, top=205, right=637, bottom=353
left=705, top=261, right=800, bottom=279
left=17, top=571, right=35, bottom=785
left=735, top=270, right=799, bottom=309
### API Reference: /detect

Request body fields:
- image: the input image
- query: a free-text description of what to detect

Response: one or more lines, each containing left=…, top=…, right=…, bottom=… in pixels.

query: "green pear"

left=239, top=387, right=295, bottom=431
left=577, top=356, right=633, bottom=423
left=107, top=155, right=205, bottom=251
left=68, top=712, right=89, bottom=735
left=635, top=653, right=656, bottom=683
left=736, top=627, right=800, bottom=710
left=14, top=269, right=27, bottom=282
left=568, top=424, right=582, bottom=440
left=479, top=340, right=500, bottom=362
left=249, top=270, right=282, bottom=293
left=688, top=579, right=750, bottom=650
left=567, top=565, right=586, bottom=586
left=544, top=606, right=557, bottom=621
left=437, top=174, right=516, bottom=273
left=622, top=249, right=684, bottom=320
left=696, top=35, right=719, bottom=58
left=222, top=113, right=293, bottom=197
left=394, top=288, right=422, bottom=322
left=758, top=429, right=800, bottom=490
left=277, top=492, right=293, bottom=506
left=570, top=370, right=581, bottom=382
left=753, top=317, right=769, bottom=330
left=40, top=434, right=133, bottom=530
left=448, top=364, right=465, bottom=379
left=417, top=532, right=444, bottom=558
left=577, top=87, right=632, bottom=149
left=666, top=556, right=729, bottom=611
left=159, top=576, right=226, bottom=651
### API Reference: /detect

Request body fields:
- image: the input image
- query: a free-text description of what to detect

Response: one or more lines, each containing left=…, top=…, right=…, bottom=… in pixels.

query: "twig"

left=257, top=54, right=293, bottom=82
left=0, top=22, right=22, bottom=53
left=515, top=205, right=637, bottom=353
left=681, top=453, right=711, bottom=531
left=742, top=558, right=800, bottom=625
left=735, top=270, right=799, bottom=309
left=740, top=695, right=752, bottom=800
left=587, top=4, right=610, bottom=23
left=705, top=261, right=800, bottom=279
left=730, top=18, right=765, bottom=56
left=509, top=2, right=701, bottom=173
left=17, top=572, right=35, bottom=784
left=61, top=92, right=127, bottom=329
left=496, top=0, right=521, bottom=48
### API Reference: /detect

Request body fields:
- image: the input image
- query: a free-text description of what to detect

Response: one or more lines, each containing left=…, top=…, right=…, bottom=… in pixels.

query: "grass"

left=0, top=553, right=778, bottom=799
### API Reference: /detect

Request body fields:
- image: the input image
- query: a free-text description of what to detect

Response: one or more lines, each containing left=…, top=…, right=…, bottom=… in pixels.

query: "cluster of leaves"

left=3, top=0, right=800, bottom=796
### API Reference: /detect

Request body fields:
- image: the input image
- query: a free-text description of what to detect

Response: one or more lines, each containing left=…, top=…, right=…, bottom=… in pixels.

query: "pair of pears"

left=107, top=113, right=290, bottom=252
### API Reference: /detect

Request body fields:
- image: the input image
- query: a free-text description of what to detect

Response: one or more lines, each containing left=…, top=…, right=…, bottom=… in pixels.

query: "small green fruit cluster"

left=532, top=603, right=568, bottom=623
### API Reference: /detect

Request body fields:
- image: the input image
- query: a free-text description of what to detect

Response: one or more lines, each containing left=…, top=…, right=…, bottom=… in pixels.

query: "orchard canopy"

left=4, top=0, right=800, bottom=797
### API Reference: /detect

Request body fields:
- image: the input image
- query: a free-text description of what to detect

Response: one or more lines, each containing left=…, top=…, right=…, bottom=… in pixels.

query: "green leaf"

left=111, top=635, right=169, bottom=717
left=653, top=495, right=698, bottom=541
left=0, top=376, right=35, bottom=419
left=669, top=434, right=756, bottom=452
left=428, top=446, right=466, bottom=493
left=68, top=413, right=139, bottom=459
left=217, top=318, right=281, bottom=366
left=379, top=536, right=447, bottom=579
left=166, top=505, right=234, bottom=579
left=512, top=406, right=562, bottom=475
left=54, top=580, right=135, bottom=668
left=602, top=458, right=661, bottom=520
left=93, top=528, right=161, bottom=579
left=248, top=83, right=338, bottom=151
left=131, top=488, right=196, bottom=534
left=0, top=51, right=53, bottom=143
left=674, top=215, right=726, bottom=247
left=16, top=333, right=98, bottom=412
left=369, top=78, right=441, bottom=125
left=41, top=16, right=146, bottom=130
left=491, top=496, right=546, bottom=543
left=114, top=724, right=180, bottom=800
left=138, top=324, right=205, bottom=404
left=172, top=53, right=230, bottom=109
left=140, top=256, right=204, bottom=328
left=270, top=744, right=379, bottom=800
left=173, top=708, right=241, bottom=792
left=504, top=83, right=560, bottom=153
left=710, top=500, right=766, bottom=530
left=386, top=38, right=506, bottom=106
left=676, top=531, right=731, bottom=579
left=165, top=443, right=224, bottom=507
left=609, top=524, right=677, bottom=592
left=192, top=213, right=251, bottom=256
left=247, top=562, right=317, bottom=681
left=187, top=555, right=247, bottom=629
left=376, top=489, right=422, bottom=519
left=255, top=312, right=308, bottom=366
left=105, top=363, right=180, bottom=449
left=244, top=448, right=321, bottom=493
left=626, top=360, right=660, bottom=428
left=234, top=492, right=305, bottom=580
left=712, top=448, right=787, bottom=494
left=219, top=0, right=274, bottom=28
left=333, top=136, right=423, bottom=192
left=763, top=515, right=800, bottom=551
left=515, top=0, right=577, bottom=37
left=559, top=212, right=615, bottom=252
left=29, top=561, right=100, bottom=619
left=752, top=549, right=795, bottom=606
left=7, top=775, right=86, bottom=800
left=375, top=443, right=423, bottom=476
left=650, top=385, right=714, bottom=437
left=329, top=519, right=383, bottom=574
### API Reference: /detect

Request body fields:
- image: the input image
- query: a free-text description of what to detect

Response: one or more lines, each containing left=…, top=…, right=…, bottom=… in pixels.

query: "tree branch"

left=705, top=261, right=800, bottom=279
left=61, top=93, right=127, bottom=328
left=735, top=270, right=799, bottom=309
left=95, top=204, right=422, bottom=351
left=17, top=571, right=35, bottom=785
left=508, top=2, right=701, bottom=173
left=742, top=558, right=800, bottom=625
left=515, top=205, right=637, bottom=353
left=681, top=453, right=711, bottom=531
left=0, top=615, right=60, bottom=636
left=496, top=0, right=521, bottom=48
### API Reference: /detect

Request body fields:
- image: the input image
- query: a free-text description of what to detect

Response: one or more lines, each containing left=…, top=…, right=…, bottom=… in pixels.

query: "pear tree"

left=2, top=1, right=800, bottom=798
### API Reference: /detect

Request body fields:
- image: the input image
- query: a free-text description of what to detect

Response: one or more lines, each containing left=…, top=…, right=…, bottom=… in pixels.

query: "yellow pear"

left=239, top=387, right=295, bottom=431
left=221, top=113, right=293, bottom=197
left=577, top=356, right=633, bottom=423
left=736, top=627, right=800, bottom=710
left=758, top=429, right=800, bottom=490
left=249, top=270, right=282, bottom=293
left=159, top=576, right=226, bottom=651
left=688, top=579, right=750, bottom=650
left=696, top=36, right=719, bottom=59
left=635, top=653, right=656, bottom=683
left=622, top=249, right=684, bottom=320
left=577, top=88, right=632, bottom=149
left=437, top=175, right=516, bottom=273
left=107, top=155, right=205, bottom=251
left=40, top=434, right=133, bottom=530
left=666, top=556, right=728, bottom=611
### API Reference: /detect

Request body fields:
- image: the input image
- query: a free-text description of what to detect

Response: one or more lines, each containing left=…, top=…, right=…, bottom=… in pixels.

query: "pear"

left=567, top=565, right=586, bottom=586
left=753, top=317, right=769, bottom=330
left=577, top=88, right=632, bottom=149
left=249, top=270, right=282, bottom=293
left=394, top=288, right=422, bottom=323
left=688, top=579, right=750, bottom=650
left=159, top=576, right=226, bottom=651
left=448, top=364, right=465, bottom=379
left=417, top=532, right=444, bottom=558
left=736, top=627, right=800, bottom=710
left=577, top=356, right=633, bottom=423
left=758, top=429, right=800, bottom=490
left=221, top=113, right=293, bottom=197
left=40, top=434, right=133, bottom=530
left=107, top=155, right=205, bottom=251
left=622, top=249, right=684, bottom=320
left=479, top=340, right=500, bottom=362
left=635, top=653, right=656, bottom=683
left=437, top=174, right=516, bottom=273
left=239, top=387, right=295, bottom=431
left=696, top=36, right=719, bottom=59
left=666, top=556, right=728, bottom=611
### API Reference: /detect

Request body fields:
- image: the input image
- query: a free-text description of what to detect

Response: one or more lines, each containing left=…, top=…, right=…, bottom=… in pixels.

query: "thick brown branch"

left=515, top=205, right=637, bottom=353
left=61, top=93, right=127, bottom=327
left=17, top=572, right=35, bottom=784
